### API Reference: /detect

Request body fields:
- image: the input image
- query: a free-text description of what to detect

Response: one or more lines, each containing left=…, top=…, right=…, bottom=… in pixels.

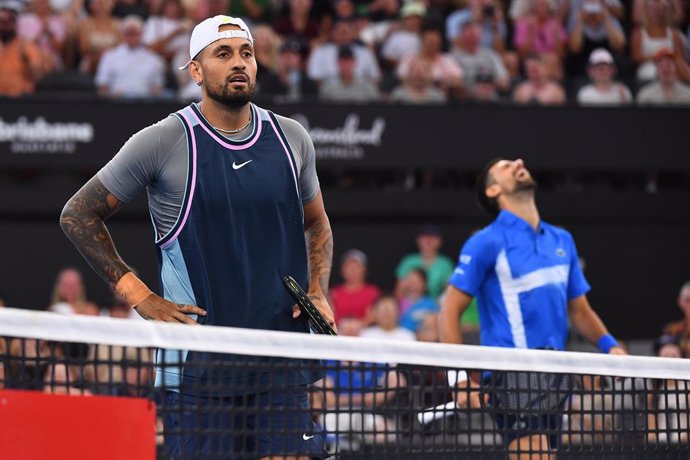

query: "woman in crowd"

left=18, top=0, right=69, bottom=72
left=514, top=0, right=567, bottom=79
left=78, top=0, right=120, bottom=73
left=48, top=267, right=98, bottom=315
left=631, top=0, right=689, bottom=83
left=252, top=23, right=282, bottom=76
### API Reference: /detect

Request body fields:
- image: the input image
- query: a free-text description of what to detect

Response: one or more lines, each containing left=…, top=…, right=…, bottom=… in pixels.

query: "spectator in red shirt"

left=330, top=249, right=381, bottom=326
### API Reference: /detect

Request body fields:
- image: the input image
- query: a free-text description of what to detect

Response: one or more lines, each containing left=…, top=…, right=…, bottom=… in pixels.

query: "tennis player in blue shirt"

left=440, top=158, right=625, bottom=459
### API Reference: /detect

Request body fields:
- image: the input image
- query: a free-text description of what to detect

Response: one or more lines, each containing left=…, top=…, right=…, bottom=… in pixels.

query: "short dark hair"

left=475, top=157, right=504, bottom=216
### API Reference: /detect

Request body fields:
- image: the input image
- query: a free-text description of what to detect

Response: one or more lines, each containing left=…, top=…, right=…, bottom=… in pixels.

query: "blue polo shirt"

left=448, top=210, right=590, bottom=350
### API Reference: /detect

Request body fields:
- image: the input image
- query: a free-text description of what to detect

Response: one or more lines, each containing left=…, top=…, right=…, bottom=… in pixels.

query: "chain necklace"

left=212, top=114, right=252, bottom=135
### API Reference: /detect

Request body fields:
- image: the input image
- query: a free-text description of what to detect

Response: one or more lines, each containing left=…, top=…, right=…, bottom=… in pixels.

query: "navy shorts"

left=161, top=388, right=327, bottom=459
left=483, top=371, right=571, bottom=449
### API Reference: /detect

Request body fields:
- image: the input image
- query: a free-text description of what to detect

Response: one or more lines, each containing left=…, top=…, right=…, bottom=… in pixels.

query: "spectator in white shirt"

left=307, top=18, right=381, bottom=84
left=577, top=48, right=632, bottom=105
left=95, top=15, right=165, bottom=98
left=451, top=19, right=509, bottom=99
left=141, top=0, right=193, bottom=62
left=320, top=46, right=380, bottom=102
left=360, top=296, right=415, bottom=342
left=380, top=1, right=425, bottom=68
left=637, top=48, right=690, bottom=105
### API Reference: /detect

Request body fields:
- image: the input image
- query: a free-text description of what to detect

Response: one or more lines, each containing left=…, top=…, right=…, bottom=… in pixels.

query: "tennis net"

left=1, top=307, right=689, bottom=459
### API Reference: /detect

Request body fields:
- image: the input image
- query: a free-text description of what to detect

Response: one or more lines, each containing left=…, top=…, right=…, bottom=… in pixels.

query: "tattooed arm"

left=60, top=176, right=130, bottom=285
left=60, top=176, right=205, bottom=323
left=299, top=191, right=335, bottom=329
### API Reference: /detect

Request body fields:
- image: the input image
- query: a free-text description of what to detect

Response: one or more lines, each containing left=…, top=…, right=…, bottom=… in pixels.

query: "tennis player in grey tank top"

left=98, top=110, right=320, bottom=240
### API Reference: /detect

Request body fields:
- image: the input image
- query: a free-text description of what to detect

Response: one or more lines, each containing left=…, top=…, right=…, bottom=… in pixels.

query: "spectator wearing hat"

left=379, top=1, right=424, bottom=68
left=319, top=45, right=380, bottom=102
left=567, top=0, right=626, bottom=76
left=329, top=249, right=381, bottom=327
left=637, top=48, right=690, bottom=105
left=513, top=53, right=566, bottom=105
left=473, top=71, right=505, bottom=102
left=450, top=19, right=509, bottom=100
left=0, top=2, right=46, bottom=96
left=95, top=15, right=165, bottom=98
left=257, top=38, right=317, bottom=101
left=395, top=225, right=455, bottom=301
left=577, top=48, right=632, bottom=105
left=307, top=18, right=381, bottom=84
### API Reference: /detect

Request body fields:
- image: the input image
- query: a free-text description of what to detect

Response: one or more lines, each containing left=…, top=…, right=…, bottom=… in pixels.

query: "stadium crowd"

left=1, top=224, right=689, bottom=453
left=1, top=0, right=690, bottom=104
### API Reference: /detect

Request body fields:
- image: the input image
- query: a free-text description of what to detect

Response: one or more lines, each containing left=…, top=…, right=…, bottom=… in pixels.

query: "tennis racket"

left=282, top=275, right=337, bottom=335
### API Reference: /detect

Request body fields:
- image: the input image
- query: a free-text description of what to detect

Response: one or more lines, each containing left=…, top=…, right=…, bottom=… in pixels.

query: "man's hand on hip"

left=134, top=293, right=206, bottom=324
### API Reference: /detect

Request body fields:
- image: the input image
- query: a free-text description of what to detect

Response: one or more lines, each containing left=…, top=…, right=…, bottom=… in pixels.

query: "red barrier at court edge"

left=0, top=389, right=156, bottom=460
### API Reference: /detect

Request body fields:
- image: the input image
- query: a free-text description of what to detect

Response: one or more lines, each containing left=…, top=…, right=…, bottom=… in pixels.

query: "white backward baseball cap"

left=179, top=15, right=254, bottom=70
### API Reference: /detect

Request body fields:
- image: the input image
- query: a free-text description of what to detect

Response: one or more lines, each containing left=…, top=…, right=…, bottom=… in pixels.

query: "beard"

left=515, top=176, right=538, bottom=192
left=205, top=78, right=256, bottom=108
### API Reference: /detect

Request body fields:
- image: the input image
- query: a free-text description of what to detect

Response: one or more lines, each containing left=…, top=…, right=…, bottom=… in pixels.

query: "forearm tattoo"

left=306, top=217, right=333, bottom=297
left=59, top=176, right=131, bottom=287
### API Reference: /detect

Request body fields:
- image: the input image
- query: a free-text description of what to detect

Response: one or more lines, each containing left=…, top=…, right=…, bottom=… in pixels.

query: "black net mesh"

left=1, top=311, right=689, bottom=460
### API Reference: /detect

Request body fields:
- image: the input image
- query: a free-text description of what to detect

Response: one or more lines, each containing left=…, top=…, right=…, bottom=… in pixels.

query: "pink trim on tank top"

left=189, top=104, right=263, bottom=150
left=160, top=110, right=198, bottom=250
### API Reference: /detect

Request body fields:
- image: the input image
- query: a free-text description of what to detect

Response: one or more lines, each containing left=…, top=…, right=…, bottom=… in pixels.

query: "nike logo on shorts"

left=302, top=434, right=315, bottom=441
left=232, top=160, right=253, bottom=170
